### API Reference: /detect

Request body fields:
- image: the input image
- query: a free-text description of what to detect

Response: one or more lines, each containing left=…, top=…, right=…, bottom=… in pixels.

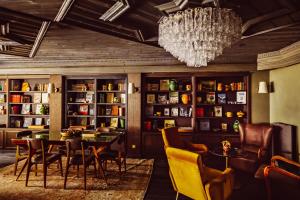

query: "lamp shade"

left=128, top=82, right=134, bottom=94
left=47, top=83, right=54, bottom=94
left=258, top=81, right=268, bottom=93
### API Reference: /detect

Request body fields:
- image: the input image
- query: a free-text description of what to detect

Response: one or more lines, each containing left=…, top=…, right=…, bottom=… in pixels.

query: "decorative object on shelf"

left=199, top=119, right=210, bottom=131
left=85, top=93, right=94, bottom=103
left=217, top=93, right=226, bottom=104
left=196, top=107, right=204, bottom=117
left=22, top=95, right=31, bottom=103
left=41, top=93, right=49, bottom=103
left=221, top=123, right=228, bottom=132
left=147, top=83, right=159, bottom=91
left=236, top=91, right=247, bottom=104
left=169, top=79, right=177, bottom=91
left=118, top=83, right=124, bottom=91
left=221, top=140, right=231, bottom=153
left=152, top=119, right=158, bottom=130
left=181, top=93, right=189, bottom=104
left=107, top=83, right=113, bottom=91
left=214, top=106, right=222, bottom=117
left=164, top=119, right=175, bottom=128
left=199, top=80, right=216, bottom=91
left=106, top=93, right=114, bottom=103
left=21, top=104, right=31, bottom=115
left=217, top=83, right=223, bottom=91
left=158, top=94, right=167, bottom=104
left=0, top=93, right=5, bottom=103
left=258, top=81, right=268, bottom=93
left=105, top=108, right=112, bottom=115
left=102, top=85, right=107, bottom=91
left=206, top=92, right=215, bottom=104
left=225, top=85, right=230, bottom=91
left=158, top=6, right=242, bottom=67
left=120, top=118, right=125, bottom=128
left=185, top=84, right=192, bottom=91
left=23, top=118, right=33, bottom=128
left=147, top=94, right=155, bottom=104
left=196, top=96, right=202, bottom=103
left=230, top=82, right=237, bottom=91
left=145, top=106, right=154, bottom=116
left=111, top=105, right=118, bottom=116
left=236, top=111, right=245, bottom=118
left=233, top=120, right=240, bottom=133
left=110, top=117, right=118, bottom=128
left=21, top=81, right=31, bottom=91
left=159, top=80, right=169, bottom=91
left=32, top=93, right=41, bottom=103
left=164, top=108, right=170, bottom=116
left=99, top=93, right=105, bottom=103
left=120, top=93, right=126, bottom=103
left=11, top=80, right=22, bottom=91
left=156, top=111, right=161, bottom=117
left=225, top=112, right=233, bottom=118
left=118, top=107, right=125, bottom=116
left=0, top=105, right=5, bottom=115
left=144, top=121, right=152, bottom=131
left=79, top=105, right=88, bottom=115
left=35, top=118, right=43, bottom=125
left=113, top=97, right=120, bottom=103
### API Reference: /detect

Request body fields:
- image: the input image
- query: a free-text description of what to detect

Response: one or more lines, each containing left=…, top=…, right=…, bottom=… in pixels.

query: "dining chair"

left=14, top=130, right=32, bottom=177
left=25, top=139, right=63, bottom=188
left=64, top=137, right=97, bottom=190
left=97, top=131, right=127, bottom=177
left=166, top=146, right=234, bottom=200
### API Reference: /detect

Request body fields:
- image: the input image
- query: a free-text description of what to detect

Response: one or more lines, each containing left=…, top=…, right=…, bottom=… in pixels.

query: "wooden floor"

left=0, top=150, right=267, bottom=200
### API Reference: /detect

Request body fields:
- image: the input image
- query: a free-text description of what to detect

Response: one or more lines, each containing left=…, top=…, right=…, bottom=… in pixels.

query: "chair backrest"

left=96, top=127, right=111, bottom=133
left=66, top=137, right=85, bottom=151
left=27, top=139, right=46, bottom=159
left=16, top=130, right=32, bottom=138
left=162, top=127, right=185, bottom=149
left=165, top=147, right=207, bottom=200
left=272, top=122, right=298, bottom=161
left=239, top=123, right=274, bottom=152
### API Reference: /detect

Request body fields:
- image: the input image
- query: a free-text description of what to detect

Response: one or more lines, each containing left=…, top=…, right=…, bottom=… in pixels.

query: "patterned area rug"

left=0, top=159, right=154, bottom=200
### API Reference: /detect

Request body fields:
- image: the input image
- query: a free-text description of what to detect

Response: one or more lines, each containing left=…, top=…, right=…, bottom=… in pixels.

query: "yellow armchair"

left=162, top=127, right=208, bottom=154
left=166, top=147, right=234, bottom=200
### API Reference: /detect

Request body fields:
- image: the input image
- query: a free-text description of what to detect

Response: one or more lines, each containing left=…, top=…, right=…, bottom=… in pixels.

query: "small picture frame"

left=23, top=118, right=33, bottom=128
left=146, top=94, right=156, bottom=104
left=214, top=106, right=222, bottom=117
left=236, top=91, right=247, bottom=104
left=199, top=119, right=210, bottom=131
left=35, top=118, right=43, bottom=125
left=171, top=107, right=178, bottom=117
left=164, top=108, right=170, bottom=116
left=164, top=119, right=175, bottom=128
left=157, top=94, right=167, bottom=104
left=106, top=108, right=112, bottom=116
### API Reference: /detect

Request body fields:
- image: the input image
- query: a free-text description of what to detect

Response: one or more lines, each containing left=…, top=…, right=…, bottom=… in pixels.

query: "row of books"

left=198, top=91, right=247, bottom=104
left=10, top=93, right=49, bottom=103
left=71, top=83, right=94, bottom=91
left=98, top=106, right=125, bottom=116
left=10, top=117, right=50, bottom=128
left=146, top=92, right=180, bottom=104
left=11, top=104, right=49, bottom=115
left=11, top=80, right=49, bottom=92
left=99, top=93, right=126, bottom=104
left=146, top=106, right=192, bottom=117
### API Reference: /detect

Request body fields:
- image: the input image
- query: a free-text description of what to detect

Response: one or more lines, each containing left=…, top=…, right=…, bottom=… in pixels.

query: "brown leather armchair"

left=229, top=123, right=274, bottom=174
left=162, top=127, right=208, bottom=154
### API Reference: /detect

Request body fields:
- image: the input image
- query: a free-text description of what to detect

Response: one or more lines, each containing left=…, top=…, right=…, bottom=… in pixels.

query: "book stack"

left=11, top=94, right=22, bottom=103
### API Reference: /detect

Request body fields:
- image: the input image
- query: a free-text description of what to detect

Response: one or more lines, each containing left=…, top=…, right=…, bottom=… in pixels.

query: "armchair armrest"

left=271, top=155, right=300, bottom=168
left=186, top=142, right=208, bottom=154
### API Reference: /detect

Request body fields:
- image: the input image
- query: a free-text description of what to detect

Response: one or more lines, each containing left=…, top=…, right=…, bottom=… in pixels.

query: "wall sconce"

left=47, top=83, right=60, bottom=94
left=128, top=82, right=139, bottom=94
left=258, top=81, right=268, bottom=94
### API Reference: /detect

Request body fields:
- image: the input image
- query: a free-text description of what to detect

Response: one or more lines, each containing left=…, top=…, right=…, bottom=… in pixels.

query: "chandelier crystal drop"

left=158, top=7, right=242, bottom=67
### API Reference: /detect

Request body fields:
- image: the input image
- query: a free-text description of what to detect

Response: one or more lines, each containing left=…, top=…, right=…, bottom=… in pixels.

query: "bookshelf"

left=65, top=76, right=127, bottom=131
left=8, top=78, right=50, bottom=128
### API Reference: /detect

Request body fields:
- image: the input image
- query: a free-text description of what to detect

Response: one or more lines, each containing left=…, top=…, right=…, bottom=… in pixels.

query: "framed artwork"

left=35, top=118, right=43, bottom=125
left=199, top=119, right=210, bottom=131
left=120, top=94, right=126, bottom=104
left=164, top=108, right=170, bottom=116
left=214, top=106, right=222, bottom=117
left=158, top=94, right=167, bottom=104
left=85, top=93, right=94, bottom=103
left=198, top=80, right=216, bottom=91
left=206, top=92, right=216, bottom=104
left=171, top=107, right=178, bottom=117
left=41, top=93, right=49, bottom=103
left=169, top=92, right=179, bottom=104
left=105, top=108, right=112, bottom=115
left=146, top=94, right=155, bottom=104
left=79, top=105, right=88, bottom=115
left=164, top=119, right=175, bottom=128
left=22, top=95, right=31, bottom=103
left=179, top=107, right=188, bottom=117
left=33, top=93, right=42, bottom=103
left=23, top=118, right=33, bottom=128
left=35, top=104, right=42, bottom=115
left=217, top=93, right=226, bottom=104
left=106, top=93, right=114, bottom=103
left=145, top=106, right=154, bottom=116
left=236, top=91, right=246, bottom=104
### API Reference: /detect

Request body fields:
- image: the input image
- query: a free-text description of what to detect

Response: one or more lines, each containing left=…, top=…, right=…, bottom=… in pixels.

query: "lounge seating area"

left=0, top=0, right=300, bottom=200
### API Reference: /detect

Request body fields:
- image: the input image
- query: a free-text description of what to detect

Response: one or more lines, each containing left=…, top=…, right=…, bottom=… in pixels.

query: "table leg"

left=92, top=146, right=107, bottom=184
left=225, top=157, right=229, bottom=168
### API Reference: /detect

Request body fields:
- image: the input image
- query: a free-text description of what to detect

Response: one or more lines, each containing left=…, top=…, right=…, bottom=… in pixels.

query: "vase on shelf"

left=169, top=80, right=177, bottom=91
left=181, top=94, right=189, bottom=104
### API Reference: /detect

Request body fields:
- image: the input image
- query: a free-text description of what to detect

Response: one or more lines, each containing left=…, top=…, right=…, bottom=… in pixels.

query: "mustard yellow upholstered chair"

left=166, top=147, right=234, bottom=200
left=162, top=127, right=208, bottom=154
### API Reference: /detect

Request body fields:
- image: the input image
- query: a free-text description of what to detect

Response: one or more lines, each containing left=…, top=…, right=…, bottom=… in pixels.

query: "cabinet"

left=65, top=76, right=127, bottom=130
left=8, top=78, right=50, bottom=129
left=141, top=73, right=250, bottom=156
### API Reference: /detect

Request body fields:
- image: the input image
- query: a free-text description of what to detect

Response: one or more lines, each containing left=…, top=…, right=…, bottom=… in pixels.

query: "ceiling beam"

left=54, top=0, right=75, bottom=22
left=99, top=0, right=131, bottom=22
left=29, top=21, right=51, bottom=58
left=242, top=9, right=291, bottom=34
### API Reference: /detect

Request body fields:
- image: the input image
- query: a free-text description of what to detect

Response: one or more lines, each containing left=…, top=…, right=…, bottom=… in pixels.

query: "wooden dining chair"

left=64, top=137, right=97, bottom=190
left=14, top=130, right=32, bottom=177
left=25, top=139, right=63, bottom=188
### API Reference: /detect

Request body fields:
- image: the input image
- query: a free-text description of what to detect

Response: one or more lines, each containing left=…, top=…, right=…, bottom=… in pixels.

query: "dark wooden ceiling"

left=0, top=0, right=300, bottom=65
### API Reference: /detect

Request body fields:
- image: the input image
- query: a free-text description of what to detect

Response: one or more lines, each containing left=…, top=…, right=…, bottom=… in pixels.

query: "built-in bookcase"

left=65, top=75, right=127, bottom=131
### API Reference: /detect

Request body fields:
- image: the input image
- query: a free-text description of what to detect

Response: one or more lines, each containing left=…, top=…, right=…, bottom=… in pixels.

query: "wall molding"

left=257, top=41, right=300, bottom=70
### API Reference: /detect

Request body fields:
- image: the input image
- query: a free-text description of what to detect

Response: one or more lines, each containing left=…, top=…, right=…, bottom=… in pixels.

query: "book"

left=79, top=118, right=88, bottom=126
left=169, top=92, right=179, bottom=104
left=164, top=119, right=175, bottom=128
left=11, top=80, right=22, bottom=91
left=206, top=92, right=215, bottom=104
left=111, top=105, right=119, bottom=116
left=22, top=95, right=31, bottom=103
left=41, top=93, right=49, bottom=103
left=214, top=106, right=222, bottom=117
left=146, top=94, right=155, bottom=104
left=28, top=125, right=49, bottom=129
left=198, top=80, right=216, bottom=91
left=0, top=94, right=5, bottom=103
left=160, top=80, right=169, bottom=91
left=21, top=104, right=31, bottom=114
left=11, top=95, right=21, bottom=103
left=217, top=93, right=226, bottom=104
left=110, top=117, right=118, bottom=128
left=236, top=91, right=247, bottom=104
left=171, top=107, right=178, bottom=117
left=35, top=118, right=43, bottom=125
left=145, top=106, right=153, bottom=116
left=164, top=108, right=170, bottom=116
left=79, top=104, right=89, bottom=115
left=106, top=108, right=111, bottom=115
left=99, top=93, right=105, bottom=103
left=106, top=93, right=114, bottom=103
left=33, top=93, right=42, bottom=103
left=35, top=104, right=42, bottom=114
left=23, top=118, right=33, bottom=128
left=75, top=93, right=85, bottom=103
left=120, top=94, right=126, bottom=104
left=157, top=94, right=167, bottom=104
left=179, top=107, right=188, bottom=117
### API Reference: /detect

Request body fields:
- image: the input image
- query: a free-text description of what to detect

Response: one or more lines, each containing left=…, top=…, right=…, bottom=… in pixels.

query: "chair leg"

left=14, top=159, right=19, bottom=176
left=84, top=164, right=87, bottom=190
left=59, top=158, right=63, bottom=177
left=16, top=159, right=28, bottom=181
left=25, top=163, right=32, bottom=187
left=35, top=164, right=38, bottom=176
left=43, top=164, right=47, bottom=188
left=64, top=163, right=70, bottom=189
left=176, top=192, right=179, bottom=200
left=93, top=160, right=97, bottom=178
left=77, top=164, right=80, bottom=178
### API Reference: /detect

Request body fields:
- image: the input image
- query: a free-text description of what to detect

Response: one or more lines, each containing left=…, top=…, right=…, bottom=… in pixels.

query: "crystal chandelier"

left=158, top=7, right=242, bottom=67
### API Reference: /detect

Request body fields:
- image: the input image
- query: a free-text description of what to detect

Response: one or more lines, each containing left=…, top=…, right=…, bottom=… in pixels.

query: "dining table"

left=11, top=131, right=123, bottom=182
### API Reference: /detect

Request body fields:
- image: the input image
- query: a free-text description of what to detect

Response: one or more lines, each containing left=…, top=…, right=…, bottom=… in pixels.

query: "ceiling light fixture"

left=158, top=6, right=242, bottom=67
